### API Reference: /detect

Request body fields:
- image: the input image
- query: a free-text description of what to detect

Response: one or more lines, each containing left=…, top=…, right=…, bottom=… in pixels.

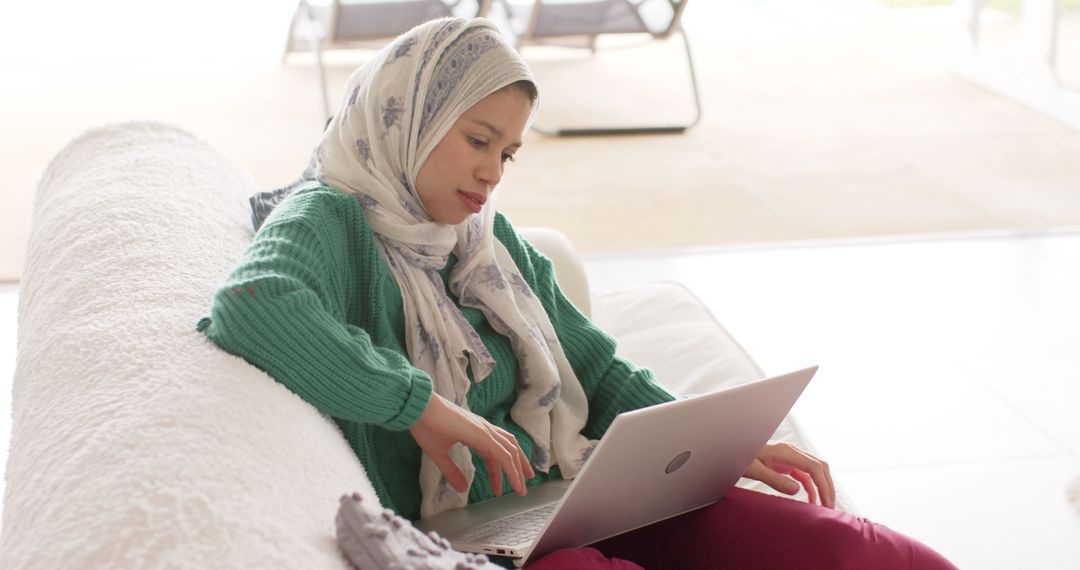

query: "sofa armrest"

left=4, top=122, right=361, bottom=569
left=518, top=227, right=592, bottom=319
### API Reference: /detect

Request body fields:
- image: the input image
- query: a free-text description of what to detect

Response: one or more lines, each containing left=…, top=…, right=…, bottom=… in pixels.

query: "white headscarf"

left=313, top=17, right=596, bottom=518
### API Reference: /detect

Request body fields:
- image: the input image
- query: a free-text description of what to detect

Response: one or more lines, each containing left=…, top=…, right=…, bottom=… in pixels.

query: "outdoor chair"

left=283, top=0, right=482, bottom=120
left=494, top=0, right=701, bottom=135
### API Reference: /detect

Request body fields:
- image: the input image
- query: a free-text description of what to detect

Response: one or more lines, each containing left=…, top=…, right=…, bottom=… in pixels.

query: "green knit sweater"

left=197, top=185, right=674, bottom=521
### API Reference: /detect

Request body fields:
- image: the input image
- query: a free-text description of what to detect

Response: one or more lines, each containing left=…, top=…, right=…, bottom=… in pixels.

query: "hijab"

left=313, top=17, right=596, bottom=518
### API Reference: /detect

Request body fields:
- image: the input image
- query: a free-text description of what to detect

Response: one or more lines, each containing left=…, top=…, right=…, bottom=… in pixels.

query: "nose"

left=475, top=152, right=503, bottom=190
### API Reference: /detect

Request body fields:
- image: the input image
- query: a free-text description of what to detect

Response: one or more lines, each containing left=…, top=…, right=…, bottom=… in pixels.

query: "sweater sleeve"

left=197, top=193, right=432, bottom=431
left=492, top=214, right=676, bottom=440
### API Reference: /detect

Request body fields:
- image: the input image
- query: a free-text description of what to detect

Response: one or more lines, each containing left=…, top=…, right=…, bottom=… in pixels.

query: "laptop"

left=414, top=366, right=817, bottom=567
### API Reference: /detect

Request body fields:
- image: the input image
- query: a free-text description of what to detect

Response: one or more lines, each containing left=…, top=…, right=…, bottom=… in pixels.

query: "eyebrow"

left=469, top=119, right=522, bottom=149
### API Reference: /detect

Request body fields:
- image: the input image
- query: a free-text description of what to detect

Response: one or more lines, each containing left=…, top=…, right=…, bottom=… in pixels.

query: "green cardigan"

left=198, top=185, right=674, bottom=520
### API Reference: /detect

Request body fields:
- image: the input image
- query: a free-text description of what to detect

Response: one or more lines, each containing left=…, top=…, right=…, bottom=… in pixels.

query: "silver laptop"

left=414, top=366, right=817, bottom=567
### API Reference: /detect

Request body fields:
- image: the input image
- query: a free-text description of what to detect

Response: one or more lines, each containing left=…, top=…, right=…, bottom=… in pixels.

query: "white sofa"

left=1, top=122, right=850, bottom=569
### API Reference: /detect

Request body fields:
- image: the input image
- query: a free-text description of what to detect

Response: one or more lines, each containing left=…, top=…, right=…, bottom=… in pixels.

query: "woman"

left=199, top=17, right=955, bottom=569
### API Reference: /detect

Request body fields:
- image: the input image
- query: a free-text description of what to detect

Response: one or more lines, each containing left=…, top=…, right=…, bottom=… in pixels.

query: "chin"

left=435, top=213, right=469, bottom=226
left=451, top=208, right=478, bottom=225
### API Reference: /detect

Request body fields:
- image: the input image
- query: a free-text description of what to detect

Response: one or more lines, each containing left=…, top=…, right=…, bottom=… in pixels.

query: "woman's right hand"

left=409, top=393, right=535, bottom=497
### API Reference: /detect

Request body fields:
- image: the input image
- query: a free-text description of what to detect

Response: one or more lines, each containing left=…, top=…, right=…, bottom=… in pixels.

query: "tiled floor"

left=2, top=232, right=1079, bottom=567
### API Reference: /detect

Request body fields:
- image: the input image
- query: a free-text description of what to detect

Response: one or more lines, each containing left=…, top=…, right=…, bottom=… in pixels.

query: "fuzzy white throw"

left=1, top=122, right=370, bottom=568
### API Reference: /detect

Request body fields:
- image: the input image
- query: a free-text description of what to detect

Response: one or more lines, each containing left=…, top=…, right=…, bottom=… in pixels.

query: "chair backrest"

left=327, top=0, right=456, bottom=45
left=491, top=0, right=700, bottom=135
left=500, top=0, right=688, bottom=46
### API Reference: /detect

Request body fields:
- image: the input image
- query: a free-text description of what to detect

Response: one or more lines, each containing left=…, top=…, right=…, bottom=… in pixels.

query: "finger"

left=520, top=444, right=535, bottom=480
left=791, top=448, right=834, bottom=510
left=751, top=463, right=801, bottom=496
left=807, top=456, right=835, bottom=509
left=488, top=441, right=523, bottom=497
left=484, top=455, right=505, bottom=496
left=494, top=427, right=535, bottom=482
left=822, top=461, right=836, bottom=509
left=773, top=444, right=834, bottom=510
left=806, top=462, right=834, bottom=509
left=791, top=469, right=818, bottom=505
left=502, top=431, right=528, bottom=495
left=507, top=441, right=528, bottom=496
left=489, top=428, right=526, bottom=495
left=431, top=453, right=469, bottom=493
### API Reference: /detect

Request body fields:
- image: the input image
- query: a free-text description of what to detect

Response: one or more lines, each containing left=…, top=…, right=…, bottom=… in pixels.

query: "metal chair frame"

left=496, top=0, right=701, bottom=135
left=282, top=0, right=700, bottom=135
left=283, top=0, right=468, bottom=120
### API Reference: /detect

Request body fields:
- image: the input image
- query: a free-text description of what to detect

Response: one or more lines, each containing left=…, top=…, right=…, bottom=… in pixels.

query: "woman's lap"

left=527, top=487, right=957, bottom=570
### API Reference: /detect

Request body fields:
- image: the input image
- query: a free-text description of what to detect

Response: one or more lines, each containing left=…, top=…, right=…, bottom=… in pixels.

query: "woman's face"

left=416, top=87, right=533, bottom=225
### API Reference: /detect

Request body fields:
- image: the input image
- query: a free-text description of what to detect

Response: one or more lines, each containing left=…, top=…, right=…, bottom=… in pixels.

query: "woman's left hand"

left=743, top=441, right=836, bottom=509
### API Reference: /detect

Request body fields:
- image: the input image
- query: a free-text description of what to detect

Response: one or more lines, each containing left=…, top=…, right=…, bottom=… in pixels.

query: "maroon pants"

left=526, top=487, right=957, bottom=570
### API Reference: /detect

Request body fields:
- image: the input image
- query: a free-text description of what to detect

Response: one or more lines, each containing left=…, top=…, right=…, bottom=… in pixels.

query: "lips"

left=458, top=190, right=485, bottom=214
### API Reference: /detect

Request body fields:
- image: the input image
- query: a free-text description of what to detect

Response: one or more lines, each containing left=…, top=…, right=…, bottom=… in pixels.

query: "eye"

left=501, top=153, right=515, bottom=164
left=467, top=136, right=487, bottom=149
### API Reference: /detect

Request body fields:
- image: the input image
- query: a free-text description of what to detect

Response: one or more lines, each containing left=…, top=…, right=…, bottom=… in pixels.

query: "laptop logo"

left=665, top=451, right=691, bottom=474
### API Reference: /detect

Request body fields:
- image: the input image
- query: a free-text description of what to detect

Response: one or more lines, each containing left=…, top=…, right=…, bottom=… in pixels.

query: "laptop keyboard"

left=456, top=502, right=557, bottom=547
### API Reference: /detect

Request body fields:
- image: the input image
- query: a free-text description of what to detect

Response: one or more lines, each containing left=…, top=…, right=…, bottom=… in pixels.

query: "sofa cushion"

left=592, top=282, right=857, bottom=513
left=592, top=281, right=764, bottom=397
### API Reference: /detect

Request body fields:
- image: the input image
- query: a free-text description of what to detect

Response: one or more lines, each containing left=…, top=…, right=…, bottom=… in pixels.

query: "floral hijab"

left=313, top=18, right=596, bottom=518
